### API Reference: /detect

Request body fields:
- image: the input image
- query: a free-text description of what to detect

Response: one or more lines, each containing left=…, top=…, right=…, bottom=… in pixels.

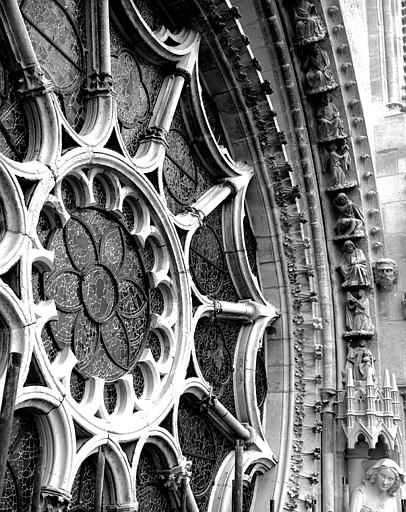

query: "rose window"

left=33, top=168, right=184, bottom=427
left=41, top=207, right=150, bottom=381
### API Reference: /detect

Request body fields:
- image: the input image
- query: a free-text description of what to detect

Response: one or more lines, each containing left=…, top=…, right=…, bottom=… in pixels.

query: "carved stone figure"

left=304, top=44, right=337, bottom=94
left=324, top=142, right=355, bottom=190
left=345, top=290, right=374, bottom=334
left=373, top=258, right=399, bottom=291
left=317, top=94, right=346, bottom=142
left=345, top=340, right=375, bottom=381
left=350, top=459, right=404, bottom=512
left=337, top=241, right=371, bottom=288
left=293, top=0, right=326, bottom=45
left=333, top=193, right=364, bottom=238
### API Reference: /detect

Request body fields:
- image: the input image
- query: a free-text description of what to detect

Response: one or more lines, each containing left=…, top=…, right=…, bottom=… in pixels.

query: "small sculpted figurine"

left=317, top=94, right=346, bottom=141
left=304, top=44, right=337, bottom=94
left=373, top=259, right=399, bottom=291
left=293, top=0, right=326, bottom=45
left=350, top=459, right=404, bottom=512
left=337, top=240, right=371, bottom=288
left=333, top=193, right=364, bottom=238
left=324, top=142, right=353, bottom=190
left=345, top=340, right=375, bottom=381
left=345, top=290, right=374, bottom=334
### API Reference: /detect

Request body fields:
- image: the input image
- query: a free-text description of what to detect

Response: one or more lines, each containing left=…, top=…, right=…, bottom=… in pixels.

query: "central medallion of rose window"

left=42, top=208, right=150, bottom=381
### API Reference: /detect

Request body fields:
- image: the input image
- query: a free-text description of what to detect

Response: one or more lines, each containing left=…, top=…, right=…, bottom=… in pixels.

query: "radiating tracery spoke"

left=42, top=207, right=150, bottom=381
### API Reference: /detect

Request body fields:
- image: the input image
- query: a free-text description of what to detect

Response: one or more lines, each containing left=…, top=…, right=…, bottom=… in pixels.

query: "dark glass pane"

left=110, top=27, right=164, bottom=156
left=70, top=456, right=97, bottom=512
left=177, top=397, right=233, bottom=511
left=189, top=208, right=239, bottom=301
left=0, top=54, right=29, bottom=161
left=0, top=412, right=41, bottom=512
left=137, top=450, right=172, bottom=512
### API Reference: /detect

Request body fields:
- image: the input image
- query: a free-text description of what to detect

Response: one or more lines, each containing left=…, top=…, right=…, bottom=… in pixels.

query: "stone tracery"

left=0, top=1, right=281, bottom=510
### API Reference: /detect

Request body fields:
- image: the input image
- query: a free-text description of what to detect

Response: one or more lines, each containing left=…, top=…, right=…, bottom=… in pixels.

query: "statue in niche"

left=293, top=0, right=326, bottom=45
left=337, top=240, right=371, bottom=288
left=350, top=459, right=404, bottom=512
left=304, top=44, right=337, bottom=94
left=345, top=290, right=374, bottom=333
left=373, top=259, right=399, bottom=291
left=317, top=93, right=347, bottom=142
left=333, top=193, right=364, bottom=238
left=345, top=340, right=375, bottom=381
left=324, top=142, right=354, bottom=190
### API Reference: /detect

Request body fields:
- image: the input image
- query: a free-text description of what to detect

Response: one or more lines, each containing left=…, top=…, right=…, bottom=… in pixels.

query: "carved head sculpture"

left=343, top=240, right=355, bottom=253
left=373, top=258, right=398, bottom=290
left=362, top=459, right=405, bottom=497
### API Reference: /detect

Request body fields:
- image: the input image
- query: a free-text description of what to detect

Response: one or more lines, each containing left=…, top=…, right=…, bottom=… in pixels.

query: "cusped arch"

left=16, top=387, right=76, bottom=492
left=0, top=281, right=31, bottom=389
left=73, top=436, right=135, bottom=508
left=212, top=453, right=275, bottom=512
left=133, top=428, right=183, bottom=472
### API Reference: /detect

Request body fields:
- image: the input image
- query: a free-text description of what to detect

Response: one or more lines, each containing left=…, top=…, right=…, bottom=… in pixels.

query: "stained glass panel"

left=0, top=412, right=41, bottom=512
left=189, top=208, right=239, bottom=301
left=132, top=365, right=144, bottom=399
left=70, top=456, right=97, bottom=512
left=137, top=450, right=172, bottom=512
left=190, top=224, right=225, bottom=297
left=93, top=178, right=107, bottom=208
left=70, top=369, right=87, bottom=403
left=243, top=478, right=256, bottom=512
left=104, top=383, right=118, bottom=414
left=163, top=130, right=198, bottom=209
left=255, top=346, right=267, bottom=422
left=0, top=54, right=29, bottom=161
left=36, top=206, right=150, bottom=382
left=165, top=106, right=216, bottom=215
left=178, top=398, right=233, bottom=511
left=244, top=214, right=258, bottom=277
left=20, top=0, right=87, bottom=131
left=150, top=287, right=164, bottom=316
left=194, top=318, right=240, bottom=415
left=110, top=28, right=164, bottom=156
